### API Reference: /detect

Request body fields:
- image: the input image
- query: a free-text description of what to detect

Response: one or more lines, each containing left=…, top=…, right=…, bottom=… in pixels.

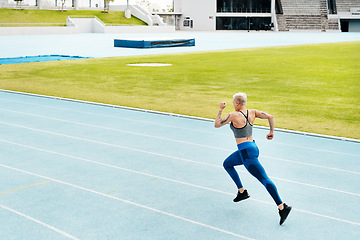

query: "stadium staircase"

left=335, top=0, right=360, bottom=13
left=276, top=0, right=339, bottom=31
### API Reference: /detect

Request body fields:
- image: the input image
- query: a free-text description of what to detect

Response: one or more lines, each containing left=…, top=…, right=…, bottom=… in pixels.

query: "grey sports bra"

left=230, top=110, right=253, bottom=138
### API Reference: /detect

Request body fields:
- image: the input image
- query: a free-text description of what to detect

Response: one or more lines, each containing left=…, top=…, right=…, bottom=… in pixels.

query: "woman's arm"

left=215, top=102, right=232, bottom=128
left=255, top=110, right=274, bottom=140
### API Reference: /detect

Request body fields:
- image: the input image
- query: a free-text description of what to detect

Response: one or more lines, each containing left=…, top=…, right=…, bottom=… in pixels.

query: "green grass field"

left=0, top=42, right=359, bottom=140
left=0, top=8, right=147, bottom=25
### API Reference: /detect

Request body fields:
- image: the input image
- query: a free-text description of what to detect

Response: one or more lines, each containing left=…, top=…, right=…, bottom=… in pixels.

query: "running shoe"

left=233, top=189, right=250, bottom=202
left=279, top=203, right=292, bottom=225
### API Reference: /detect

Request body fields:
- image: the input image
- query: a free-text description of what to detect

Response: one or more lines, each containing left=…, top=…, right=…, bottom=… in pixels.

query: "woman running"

left=215, top=92, right=291, bottom=225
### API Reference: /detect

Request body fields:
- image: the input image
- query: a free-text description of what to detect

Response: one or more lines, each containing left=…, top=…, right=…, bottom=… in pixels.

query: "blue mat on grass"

left=0, top=55, right=91, bottom=65
left=114, top=38, right=195, bottom=48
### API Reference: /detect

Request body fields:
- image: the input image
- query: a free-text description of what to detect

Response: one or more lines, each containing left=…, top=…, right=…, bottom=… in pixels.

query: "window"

left=327, top=0, right=337, bottom=14
left=216, top=17, right=272, bottom=30
left=217, top=0, right=271, bottom=13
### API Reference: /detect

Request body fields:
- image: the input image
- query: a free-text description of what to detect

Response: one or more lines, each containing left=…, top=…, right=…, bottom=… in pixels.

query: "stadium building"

left=1, top=0, right=359, bottom=32
left=174, top=0, right=360, bottom=32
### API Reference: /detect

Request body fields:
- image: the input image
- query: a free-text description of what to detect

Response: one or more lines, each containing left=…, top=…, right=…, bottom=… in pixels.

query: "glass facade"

left=327, top=0, right=337, bottom=14
left=216, top=17, right=272, bottom=30
left=217, top=0, right=271, bottom=13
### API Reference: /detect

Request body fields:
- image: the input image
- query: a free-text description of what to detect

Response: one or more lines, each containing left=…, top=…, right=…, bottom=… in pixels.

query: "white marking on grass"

left=127, top=63, right=172, bottom=67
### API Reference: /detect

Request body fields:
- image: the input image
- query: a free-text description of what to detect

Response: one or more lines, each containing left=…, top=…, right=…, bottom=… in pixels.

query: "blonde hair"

left=233, top=92, right=247, bottom=106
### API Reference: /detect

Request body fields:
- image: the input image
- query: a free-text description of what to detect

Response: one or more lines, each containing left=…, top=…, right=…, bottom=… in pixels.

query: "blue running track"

left=0, top=90, right=359, bottom=240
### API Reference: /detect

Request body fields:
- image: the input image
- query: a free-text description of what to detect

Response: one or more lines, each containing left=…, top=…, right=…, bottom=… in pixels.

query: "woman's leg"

left=223, top=150, right=244, bottom=189
left=238, top=142, right=291, bottom=224
left=238, top=143, right=283, bottom=206
left=244, top=157, right=283, bottom=205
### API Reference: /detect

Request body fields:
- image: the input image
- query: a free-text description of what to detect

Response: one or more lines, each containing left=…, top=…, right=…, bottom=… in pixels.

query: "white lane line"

left=1, top=121, right=360, bottom=193
left=0, top=96, right=359, bottom=157
left=0, top=99, right=219, bottom=135
left=267, top=176, right=360, bottom=197
left=1, top=139, right=360, bottom=227
left=0, top=116, right=359, bottom=176
left=4, top=108, right=360, bottom=161
left=2, top=139, right=360, bottom=197
left=0, top=121, right=219, bottom=168
left=0, top=163, right=255, bottom=240
left=267, top=141, right=360, bottom=158
left=0, top=139, right=227, bottom=195
left=293, top=208, right=360, bottom=227
left=263, top=156, right=360, bottom=175
left=0, top=204, right=79, bottom=240
left=0, top=108, right=228, bottom=151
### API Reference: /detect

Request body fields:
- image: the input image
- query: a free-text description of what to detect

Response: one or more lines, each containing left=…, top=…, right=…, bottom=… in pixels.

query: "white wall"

left=110, top=5, right=167, bottom=26
left=104, top=25, right=175, bottom=33
left=70, top=18, right=94, bottom=32
left=76, top=0, right=103, bottom=9
left=175, top=0, right=216, bottom=31
left=0, top=0, right=169, bottom=10
left=0, top=25, right=78, bottom=35
left=0, top=17, right=174, bottom=35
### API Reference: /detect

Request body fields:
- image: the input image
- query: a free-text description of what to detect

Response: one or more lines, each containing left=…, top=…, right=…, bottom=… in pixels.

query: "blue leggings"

left=223, top=141, right=283, bottom=205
